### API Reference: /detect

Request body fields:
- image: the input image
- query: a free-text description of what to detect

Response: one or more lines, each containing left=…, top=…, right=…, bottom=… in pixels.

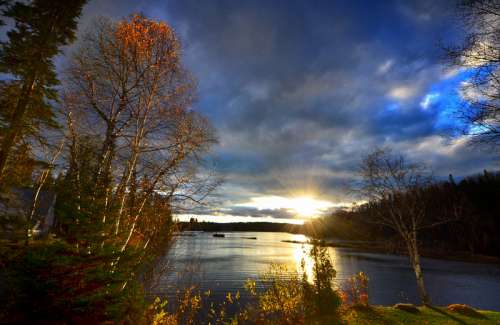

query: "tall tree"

left=445, top=0, right=500, bottom=148
left=0, top=0, right=86, bottom=183
left=0, top=1, right=10, bottom=26
left=62, top=14, right=217, bottom=289
left=357, top=148, right=459, bottom=305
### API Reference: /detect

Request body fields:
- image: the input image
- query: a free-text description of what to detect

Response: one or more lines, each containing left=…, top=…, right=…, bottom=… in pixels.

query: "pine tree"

left=0, top=0, right=86, bottom=183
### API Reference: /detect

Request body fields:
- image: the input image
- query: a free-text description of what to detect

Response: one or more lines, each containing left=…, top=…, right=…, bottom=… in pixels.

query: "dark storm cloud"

left=226, top=207, right=297, bottom=220
left=78, top=0, right=498, bottom=216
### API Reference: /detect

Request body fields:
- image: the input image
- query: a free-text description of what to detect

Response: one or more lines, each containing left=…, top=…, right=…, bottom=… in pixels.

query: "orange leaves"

left=341, top=272, right=369, bottom=307
left=114, top=14, right=180, bottom=66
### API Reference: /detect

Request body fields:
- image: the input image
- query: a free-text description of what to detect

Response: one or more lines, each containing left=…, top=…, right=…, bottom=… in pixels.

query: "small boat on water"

left=213, top=233, right=225, bottom=238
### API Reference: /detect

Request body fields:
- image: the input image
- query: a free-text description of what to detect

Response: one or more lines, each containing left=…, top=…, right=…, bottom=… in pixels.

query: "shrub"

left=244, top=264, right=306, bottom=324
left=305, top=241, right=342, bottom=319
left=341, top=272, right=369, bottom=306
left=146, top=286, right=244, bottom=325
left=147, top=287, right=203, bottom=325
left=0, top=240, right=146, bottom=324
left=241, top=242, right=342, bottom=324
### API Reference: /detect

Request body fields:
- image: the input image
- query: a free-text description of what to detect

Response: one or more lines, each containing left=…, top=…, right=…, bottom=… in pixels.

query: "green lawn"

left=342, top=305, right=500, bottom=325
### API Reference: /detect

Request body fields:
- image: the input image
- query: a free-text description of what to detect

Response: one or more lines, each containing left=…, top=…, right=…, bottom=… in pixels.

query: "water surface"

left=152, top=232, right=500, bottom=310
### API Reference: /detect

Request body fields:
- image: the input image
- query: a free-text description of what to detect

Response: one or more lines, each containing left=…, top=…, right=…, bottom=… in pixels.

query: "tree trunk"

left=24, top=139, right=65, bottom=245
left=0, top=78, right=36, bottom=182
left=406, top=234, right=431, bottom=305
left=25, top=170, right=49, bottom=245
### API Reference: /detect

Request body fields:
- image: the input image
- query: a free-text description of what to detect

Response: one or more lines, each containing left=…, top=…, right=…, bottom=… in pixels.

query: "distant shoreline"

left=176, top=221, right=303, bottom=233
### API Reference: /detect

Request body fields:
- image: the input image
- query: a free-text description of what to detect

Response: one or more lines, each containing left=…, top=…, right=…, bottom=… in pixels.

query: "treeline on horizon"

left=178, top=220, right=302, bottom=233
left=305, top=170, right=500, bottom=258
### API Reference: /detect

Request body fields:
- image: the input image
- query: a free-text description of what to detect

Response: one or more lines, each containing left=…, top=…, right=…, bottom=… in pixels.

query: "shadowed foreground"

left=343, top=306, right=500, bottom=325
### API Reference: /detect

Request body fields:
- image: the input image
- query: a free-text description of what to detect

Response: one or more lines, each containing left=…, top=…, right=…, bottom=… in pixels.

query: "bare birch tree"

left=358, top=147, right=453, bottom=305
left=25, top=138, right=65, bottom=244
left=60, top=15, right=217, bottom=283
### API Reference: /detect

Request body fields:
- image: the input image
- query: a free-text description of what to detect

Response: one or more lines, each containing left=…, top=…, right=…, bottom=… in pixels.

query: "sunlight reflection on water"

left=151, top=231, right=500, bottom=310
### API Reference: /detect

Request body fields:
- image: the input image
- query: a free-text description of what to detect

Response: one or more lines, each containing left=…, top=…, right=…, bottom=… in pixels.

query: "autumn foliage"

left=2, top=14, right=216, bottom=324
left=115, top=15, right=180, bottom=66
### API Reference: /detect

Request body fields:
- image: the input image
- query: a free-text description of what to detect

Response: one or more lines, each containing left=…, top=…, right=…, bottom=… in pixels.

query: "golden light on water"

left=291, top=234, right=315, bottom=282
left=290, top=234, right=342, bottom=287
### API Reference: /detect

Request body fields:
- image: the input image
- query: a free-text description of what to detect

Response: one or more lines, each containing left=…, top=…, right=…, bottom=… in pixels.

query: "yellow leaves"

left=150, top=296, right=172, bottom=325
left=342, top=271, right=370, bottom=306
left=244, top=279, right=257, bottom=296
left=226, top=292, right=233, bottom=304
left=249, top=264, right=305, bottom=318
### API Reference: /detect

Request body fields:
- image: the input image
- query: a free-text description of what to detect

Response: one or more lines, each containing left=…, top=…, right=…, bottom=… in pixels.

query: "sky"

left=75, top=0, right=498, bottom=224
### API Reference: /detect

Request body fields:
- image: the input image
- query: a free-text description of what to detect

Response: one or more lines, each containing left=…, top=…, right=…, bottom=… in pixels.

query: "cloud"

left=236, top=195, right=341, bottom=217
left=420, top=92, right=440, bottom=110
left=73, top=0, right=499, bottom=222
left=388, top=85, right=418, bottom=100
left=377, top=59, right=394, bottom=75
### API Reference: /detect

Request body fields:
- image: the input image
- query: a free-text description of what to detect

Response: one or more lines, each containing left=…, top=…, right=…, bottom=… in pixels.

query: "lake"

left=151, top=231, right=500, bottom=311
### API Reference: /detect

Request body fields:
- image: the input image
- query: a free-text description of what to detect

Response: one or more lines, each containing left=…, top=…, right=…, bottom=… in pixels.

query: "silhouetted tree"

left=445, top=0, right=500, bottom=148
left=0, top=0, right=86, bottom=183
left=357, top=148, right=459, bottom=305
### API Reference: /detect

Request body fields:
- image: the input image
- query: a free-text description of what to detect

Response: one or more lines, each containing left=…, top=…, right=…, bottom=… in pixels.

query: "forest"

left=305, top=170, right=500, bottom=258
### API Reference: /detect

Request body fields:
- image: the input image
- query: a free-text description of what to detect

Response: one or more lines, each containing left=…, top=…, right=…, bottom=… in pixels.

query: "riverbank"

left=343, top=305, right=500, bottom=324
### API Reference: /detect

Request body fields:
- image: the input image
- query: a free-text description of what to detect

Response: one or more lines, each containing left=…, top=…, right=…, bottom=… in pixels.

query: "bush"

left=146, top=285, right=244, bottom=325
left=306, top=241, right=342, bottom=319
left=0, top=240, right=146, bottom=323
left=341, top=272, right=369, bottom=306
left=241, top=242, right=342, bottom=324
left=244, top=264, right=306, bottom=324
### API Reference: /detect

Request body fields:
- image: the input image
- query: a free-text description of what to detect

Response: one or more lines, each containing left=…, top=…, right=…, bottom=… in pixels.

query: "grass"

left=342, top=305, right=500, bottom=324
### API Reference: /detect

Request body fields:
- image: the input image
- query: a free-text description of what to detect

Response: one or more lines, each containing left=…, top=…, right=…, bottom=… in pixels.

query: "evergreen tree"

left=0, top=0, right=86, bottom=183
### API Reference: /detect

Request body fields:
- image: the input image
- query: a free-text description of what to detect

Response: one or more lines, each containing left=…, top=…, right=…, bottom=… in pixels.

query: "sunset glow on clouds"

left=237, top=196, right=339, bottom=218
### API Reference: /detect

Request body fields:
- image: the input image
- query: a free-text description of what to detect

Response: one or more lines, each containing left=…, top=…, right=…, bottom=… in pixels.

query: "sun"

left=287, top=197, right=320, bottom=217
left=237, top=195, right=336, bottom=219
